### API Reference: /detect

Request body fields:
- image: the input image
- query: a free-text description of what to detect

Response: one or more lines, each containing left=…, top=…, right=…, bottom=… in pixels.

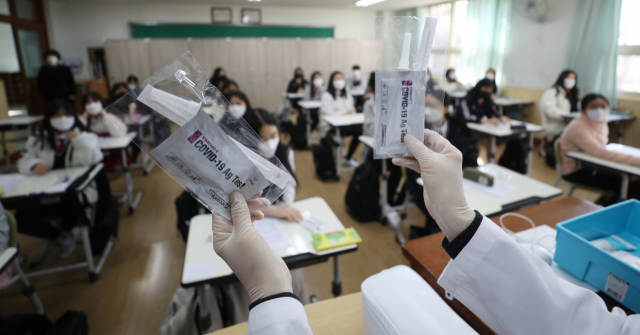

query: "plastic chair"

left=1, top=210, right=44, bottom=314
left=553, top=139, right=614, bottom=197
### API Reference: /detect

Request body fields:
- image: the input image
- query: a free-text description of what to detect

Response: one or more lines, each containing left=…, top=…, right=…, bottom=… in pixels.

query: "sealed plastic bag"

left=103, top=52, right=295, bottom=219
left=374, top=16, right=438, bottom=159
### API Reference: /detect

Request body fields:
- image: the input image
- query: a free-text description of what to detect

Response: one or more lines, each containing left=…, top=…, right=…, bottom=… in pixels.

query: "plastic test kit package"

left=374, top=16, right=438, bottom=159
left=103, top=52, right=295, bottom=219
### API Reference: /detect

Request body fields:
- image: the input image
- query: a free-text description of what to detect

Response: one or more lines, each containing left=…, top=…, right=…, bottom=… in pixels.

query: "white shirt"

left=276, top=149, right=296, bottom=205
left=246, top=215, right=640, bottom=334
left=80, top=113, right=127, bottom=137
left=539, top=86, right=572, bottom=136
left=320, top=91, right=354, bottom=116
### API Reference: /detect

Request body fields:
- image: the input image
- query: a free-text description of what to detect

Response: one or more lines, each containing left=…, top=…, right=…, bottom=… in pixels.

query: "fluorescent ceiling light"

left=248, top=0, right=262, bottom=2
left=356, top=0, right=385, bottom=6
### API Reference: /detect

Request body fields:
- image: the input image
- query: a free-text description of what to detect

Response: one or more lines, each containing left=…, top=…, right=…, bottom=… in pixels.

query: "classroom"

left=0, top=0, right=639, bottom=334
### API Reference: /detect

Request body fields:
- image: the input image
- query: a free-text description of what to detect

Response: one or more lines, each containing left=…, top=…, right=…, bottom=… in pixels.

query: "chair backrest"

left=5, top=210, right=17, bottom=247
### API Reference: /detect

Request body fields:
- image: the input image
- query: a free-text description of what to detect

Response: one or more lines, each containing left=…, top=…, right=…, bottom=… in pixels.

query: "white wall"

left=503, top=0, right=579, bottom=89
left=44, top=1, right=377, bottom=80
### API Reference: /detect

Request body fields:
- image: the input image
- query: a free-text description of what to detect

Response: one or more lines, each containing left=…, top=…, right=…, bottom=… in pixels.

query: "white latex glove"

left=392, top=130, right=476, bottom=241
left=212, top=191, right=293, bottom=303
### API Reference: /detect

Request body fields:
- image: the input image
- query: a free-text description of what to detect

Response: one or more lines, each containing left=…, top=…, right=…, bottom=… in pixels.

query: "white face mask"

left=448, top=73, right=456, bottom=81
left=425, top=107, right=444, bottom=125
left=585, top=107, right=609, bottom=122
left=333, top=79, right=346, bottom=90
left=229, top=104, right=246, bottom=118
left=354, top=71, right=361, bottom=79
left=50, top=116, right=75, bottom=132
left=47, top=56, right=59, bottom=66
left=128, top=84, right=137, bottom=91
left=486, top=73, right=495, bottom=81
left=265, top=137, right=280, bottom=157
left=85, top=101, right=103, bottom=116
left=563, top=78, right=576, bottom=90
left=313, top=78, right=324, bottom=88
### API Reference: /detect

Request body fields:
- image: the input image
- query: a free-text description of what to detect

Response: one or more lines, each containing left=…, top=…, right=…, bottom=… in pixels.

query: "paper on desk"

left=481, top=122, right=511, bottom=130
left=606, top=143, right=640, bottom=158
left=253, top=217, right=292, bottom=251
left=0, top=174, right=26, bottom=192
left=98, top=136, right=122, bottom=148
left=183, top=260, right=215, bottom=283
left=46, top=176, right=73, bottom=193
left=463, top=178, right=515, bottom=198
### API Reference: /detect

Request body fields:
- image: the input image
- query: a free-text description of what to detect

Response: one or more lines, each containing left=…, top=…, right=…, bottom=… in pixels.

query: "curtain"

left=458, top=0, right=513, bottom=89
left=564, top=0, right=622, bottom=107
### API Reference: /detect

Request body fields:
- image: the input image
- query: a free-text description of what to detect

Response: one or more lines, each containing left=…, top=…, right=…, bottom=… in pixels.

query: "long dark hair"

left=446, top=68, right=456, bottom=83
left=210, top=67, right=226, bottom=88
left=39, top=99, right=87, bottom=150
left=244, top=108, right=298, bottom=186
left=109, top=82, right=128, bottom=99
left=225, top=91, right=253, bottom=113
left=82, top=91, right=104, bottom=130
left=327, top=71, right=347, bottom=100
left=553, top=70, right=579, bottom=98
left=468, top=79, right=494, bottom=102
left=309, top=71, right=323, bottom=100
left=367, top=72, right=376, bottom=93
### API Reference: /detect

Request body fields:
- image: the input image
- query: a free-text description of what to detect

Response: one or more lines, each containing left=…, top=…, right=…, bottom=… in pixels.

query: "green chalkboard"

left=130, top=24, right=334, bottom=39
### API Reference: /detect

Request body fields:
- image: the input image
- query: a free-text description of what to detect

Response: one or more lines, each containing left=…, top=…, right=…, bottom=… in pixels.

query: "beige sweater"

left=560, top=114, right=640, bottom=175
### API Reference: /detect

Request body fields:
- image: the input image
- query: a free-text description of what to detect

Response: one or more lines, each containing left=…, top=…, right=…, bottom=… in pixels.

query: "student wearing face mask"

left=539, top=70, right=579, bottom=144
left=462, top=79, right=508, bottom=126
left=37, top=49, right=76, bottom=103
left=485, top=68, right=498, bottom=95
left=222, top=80, right=240, bottom=99
left=210, top=67, right=228, bottom=91
left=322, top=71, right=359, bottom=167
left=348, top=65, right=367, bottom=112
left=444, top=68, right=466, bottom=94
left=303, top=71, right=325, bottom=131
left=226, top=91, right=252, bottom=120
left=287, top=67, right=307, bottom=94
left=16, top=99, right=104, bottom=257
left=80, top=91, right=127, bottom=137
left=560, top=94, right=640, bottom=201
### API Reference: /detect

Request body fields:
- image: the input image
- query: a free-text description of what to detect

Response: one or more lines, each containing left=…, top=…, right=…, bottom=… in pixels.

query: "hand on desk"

left=32, top=163, right=51, bottom=175
left=263, top=205, right=303, bottom=223
left=212, top=192, right=292, bottom=303
left=392, top=130, right=475, bottom=241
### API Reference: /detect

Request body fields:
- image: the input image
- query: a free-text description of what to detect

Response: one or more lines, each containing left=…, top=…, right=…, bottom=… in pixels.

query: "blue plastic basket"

left=555, top=199, right=640, bottom=313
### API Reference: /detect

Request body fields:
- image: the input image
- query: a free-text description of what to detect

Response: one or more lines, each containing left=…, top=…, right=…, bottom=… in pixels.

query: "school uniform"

left=461, top=91, right=500, bottom=122
left=37, top=65, right=76, bottom=102
left=347, top=74, right=367, bottom=111
left=539, top=86, right=578, bottom=137
left=303, top=84, right=324, bottom=130
left=80, top=113, right=127, bottom=137
left=320, top=91, right=360, bottom=161
left=15, top=131, right=104, bottom=241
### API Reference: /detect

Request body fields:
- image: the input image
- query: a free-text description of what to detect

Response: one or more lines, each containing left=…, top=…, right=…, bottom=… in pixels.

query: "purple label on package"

left=187, top=130, right=202, bottom=143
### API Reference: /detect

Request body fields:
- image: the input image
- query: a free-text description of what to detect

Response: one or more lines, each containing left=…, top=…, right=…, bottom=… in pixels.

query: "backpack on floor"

left=345, top=161, right=381, bottom=222
left=498, top=139, right=527, bottom=174
left=312, top=136, right=339, bottom=181
left=289, top=112, right=309, bottom=150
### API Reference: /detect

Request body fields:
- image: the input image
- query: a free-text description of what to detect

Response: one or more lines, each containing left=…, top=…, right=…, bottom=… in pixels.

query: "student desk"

left=566, top=143, right=640, bottom=199
left=321, top=113, right=365, bottom=176
left=0, top=116, right=43, bottom=172
left=0, top=164, right=113, bottom=282
left=449, top=91, right=467, bottom=106
left=125, top=114, right=155, bottom=174
left=402, top=197, right=602, bottom=335
left=417, top=163, right=563, bottom=217
left=99, top=132, right=142, bottom=213
left=359, top=135, right=410, bottom=243
left=298, top=100, right=323, bottom=148
left=182, top=197, right=359, bottom=298
left=559, top=111, right=636, bottom=143
left=0, top=246, right=44, bottom=314
left=493, top=97, right=534, bottom=119
left=466, top=121, right=544, bottom=175
left=210, top=292, right=363, bottom=335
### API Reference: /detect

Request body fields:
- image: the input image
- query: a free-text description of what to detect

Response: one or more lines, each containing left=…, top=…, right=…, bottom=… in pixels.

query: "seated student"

left=560, top=93, right=640, bottom=201
left=462, top=79, right=509, bottom=126
left=108, top=82, right=129, bottom=105
left=222, top=80, right=239, bottom=98
left=209, top=67, right=227, bottom=91
left=126, top=74, right=139, bottom=91
left=304, top=71, right=325, bottom=131
left=444, top=68, right=466, bottom=94
left=348, top=65, right=367, bottom=112
left=287, top=67, right=306, bottom=94
left=322, top=71, right=360, bottom=167
left=225, top=91, right=252, bottom=120
left=80, top=91, right=127, bottom=137
left=539, top=70, right=579, bottom=148
left=485, top=68, right=498, bottom=95
left=16, top=99, right=104, bottom=257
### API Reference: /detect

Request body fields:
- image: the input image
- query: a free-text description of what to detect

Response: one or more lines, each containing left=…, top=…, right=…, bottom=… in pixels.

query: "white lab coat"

left=539, top=86, right=572, bottom=137
left=246, top=215, right=640, bottom=334
left=79, top=113, right=127, bottom=137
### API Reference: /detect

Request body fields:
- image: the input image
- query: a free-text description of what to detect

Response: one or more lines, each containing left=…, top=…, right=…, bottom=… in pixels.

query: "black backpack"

left=288, top=112, right=309, bottom=150
left=498, top=139, right=527, bottom=174
left=312, top=136, right=339, bottom=181
left=345, top=161, right=381, bottom=222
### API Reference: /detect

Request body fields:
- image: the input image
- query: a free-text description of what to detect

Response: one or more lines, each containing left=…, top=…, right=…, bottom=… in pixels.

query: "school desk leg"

left=13, top=258, right=44, bottom=314
left=122, top=147, right=142, bottom=213
left=335, top=127, right=342, bottom=176
left=618, top=122, right=624, bottom=144
left=490, top=137, right=497, bottom=164
left=1, top=130, right=9, bottom=172
left=381, top=159, right=388, bottom=215
left=332, top=255, right=342, bottom=297
left=80, top=226, right=97, bottom=281
left=621, top=173, right=629, bottom=200
left=527, top=132, right=534, bottom=176
left=305, top=108, right=311, bottom=148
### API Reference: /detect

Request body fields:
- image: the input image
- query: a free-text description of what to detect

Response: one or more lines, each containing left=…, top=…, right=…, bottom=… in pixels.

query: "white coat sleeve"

left=17, top=136, right=45, bottom=174
left=320, top=92, right=337, bottom=116
left=539, top=88, right=569, bottom=122
left=437, top=216, right=640, bottom=335
left=69, top=132, right=104, bottom=167
left=248, top=297, right=313, bottom=335
left=102, top=113, right=128, bottom=137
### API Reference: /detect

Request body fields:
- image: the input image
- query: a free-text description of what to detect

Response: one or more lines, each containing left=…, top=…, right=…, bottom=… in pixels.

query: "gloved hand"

left=212, top=192, right=292, bottom=303
left=392, top=130, right=476, bottom=241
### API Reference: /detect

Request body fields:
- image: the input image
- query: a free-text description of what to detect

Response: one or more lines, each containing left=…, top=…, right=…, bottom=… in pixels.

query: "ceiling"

left=52, top=0, right=443, bottom=10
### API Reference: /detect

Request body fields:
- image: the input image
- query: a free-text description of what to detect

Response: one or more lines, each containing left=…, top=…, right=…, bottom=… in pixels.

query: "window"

left=617, top=0, right=640, bottom=94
